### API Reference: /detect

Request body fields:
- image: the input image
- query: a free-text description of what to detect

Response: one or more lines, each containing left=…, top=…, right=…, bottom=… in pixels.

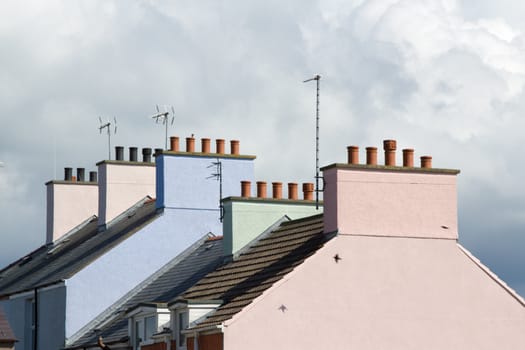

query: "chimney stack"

left=288, top=183, right=298, bottom=200
left=383, top=140, right=397, bottom=166
left=366, top=147, right=377, bottom=165
left=129, top=147, right=138, bottom=162
left=115, top=146, right=124, bottom=161
left=347, top=146, right=359, bottom=164
left=303, top=183, right=314, bottom=200
left=256, top=181, right=267, bottom=198
left=272, top=182, right=283, bottom=199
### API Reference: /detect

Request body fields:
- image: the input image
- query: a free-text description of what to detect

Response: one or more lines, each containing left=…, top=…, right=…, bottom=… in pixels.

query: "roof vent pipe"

left=256, top=181, right=267, bottom=198
left=216, top=139, right=225, bottom=154
left=403, top=149, right=414, bottom=167
left=142, top=148, right=152, bottom=163
left=303, top=183, right=314, bottom=200
left=76, top=168, right=85, bottom=182
left=64, top=167, right=73, bottom=181
left=347, top=146, right=359, bottom=165
left=288, top=183, right=298, bottom=200
left=115, top=146, right=124, bottom=161
left=366, top=147, right=377, bottom=165
left=421, top=156, right=432, bottom=168
left=186, top=137, right=195, bottom=152
left=202, top=138, right=211, bottom=153
left=272, top=182, right=282, bottom=199
left=170, top=136, right=180, bottom=152
left=89, top=171, right=98, bottom=183
left=241, top=181, right=251, bottom=198
left=231, top=140, right=240, bottom=155
left=383, top=140, right=397, bottom=166
left=129, top=147, right=138, bottom=162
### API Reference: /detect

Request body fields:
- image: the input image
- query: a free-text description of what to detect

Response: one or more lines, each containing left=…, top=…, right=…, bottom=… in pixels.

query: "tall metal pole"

left=304, top=74, right=321, bottom=210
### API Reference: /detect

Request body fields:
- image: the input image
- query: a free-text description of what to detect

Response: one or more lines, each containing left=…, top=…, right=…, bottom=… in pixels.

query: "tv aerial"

left=150, top=105, right=175, bottom=150
left=99, top=117, right=117, bottom=160
left=303, top=74, right=322, bottom=210
left=207, top=158, right=224, bottom=222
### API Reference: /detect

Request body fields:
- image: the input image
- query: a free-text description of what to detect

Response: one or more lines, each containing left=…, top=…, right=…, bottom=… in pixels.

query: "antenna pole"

left=108, top=126, right=111, bottom=160
left=304, top=74, right=322, bottom=210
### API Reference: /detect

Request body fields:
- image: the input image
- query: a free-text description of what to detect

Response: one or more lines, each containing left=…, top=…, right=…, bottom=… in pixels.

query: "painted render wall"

left=97, top=162, right=156, bottom=226
left=323, top=166, right=459, bottom=239
left=3, top=285, right=66, bottom=350
left=156, top=153, right=255, bottom=210
left=223, top=235, right=525, bottom=350
left=46, top=182, right=98, bottom=243
left=65, top=153, right=254, bottom=344
left=222, top=199, right=322, bottom=256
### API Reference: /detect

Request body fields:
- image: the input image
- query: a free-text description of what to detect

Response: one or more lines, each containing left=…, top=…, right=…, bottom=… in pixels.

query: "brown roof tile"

left=0, top=305, right=16, bottom=343
left=182, top=214, right=329, bottom=330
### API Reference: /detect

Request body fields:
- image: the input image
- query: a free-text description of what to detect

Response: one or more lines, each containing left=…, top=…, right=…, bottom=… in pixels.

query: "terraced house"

left=2, top=137, right=524, bottom=350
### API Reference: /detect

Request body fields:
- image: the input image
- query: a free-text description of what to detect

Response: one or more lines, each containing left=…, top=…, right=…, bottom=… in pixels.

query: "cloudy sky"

left=1, top=0, right=524, bottom=296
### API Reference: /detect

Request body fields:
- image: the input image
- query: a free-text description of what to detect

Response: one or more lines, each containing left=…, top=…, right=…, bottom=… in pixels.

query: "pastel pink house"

left=175, top=140, right=525, bottom=350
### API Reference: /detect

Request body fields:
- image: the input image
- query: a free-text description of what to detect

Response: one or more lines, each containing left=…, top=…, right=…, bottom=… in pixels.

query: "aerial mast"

left=98, top=117, right=117, bottom=160
left=150, top=105, right=175, bottom=150
left=303, top=74, right=322, bottom=210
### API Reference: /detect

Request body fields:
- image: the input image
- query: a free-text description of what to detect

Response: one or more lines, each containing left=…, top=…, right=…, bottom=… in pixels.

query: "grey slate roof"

left=181, top=213, right=329, bottom=331
left=0, top=305, right=16, bottom=343
left=0, top=197, right=159, bottom=297
left=67, top=235, right=224, bottom=349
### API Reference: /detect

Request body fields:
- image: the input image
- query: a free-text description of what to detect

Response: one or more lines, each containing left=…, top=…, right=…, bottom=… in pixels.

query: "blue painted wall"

left=65, top=152, right=255, bottom=343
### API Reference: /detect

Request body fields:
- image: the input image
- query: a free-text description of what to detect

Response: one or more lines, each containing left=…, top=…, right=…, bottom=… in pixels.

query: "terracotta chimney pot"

left=288, top=183, right=298, bottom=200
left=421, top=156, right=432, bottom=168
left=302, top=182, right=314, bottom=200
left=366, top=147, right=378, bottom=165
left=272, top=182, right=283, bottom=199
left=201, top=138, right=211, bottom=153
left=383, top=139, right=397, bottom=166
left=256, top=181, right=267, bottom=198
left=403, top=149, right=414, bottom=167
left=347, top=146, right=359, bottom=165
left=216, top=139, right=225, bottom=154
left=186, top=137, right=195, bottom=152
left=241, top=181, right=251, bottom=198
left=170, top=136, right=180, bottom=152
left=230, top=140, right=240, bottom=155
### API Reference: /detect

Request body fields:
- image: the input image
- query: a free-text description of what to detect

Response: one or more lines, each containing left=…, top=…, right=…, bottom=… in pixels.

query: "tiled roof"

left=182, top=213, right=328, bottom=331
left=0, top=305, right=16, bottom=343
left=0, top=197, right=159, bottom=297
left=67, top=235, right=225, bottom=349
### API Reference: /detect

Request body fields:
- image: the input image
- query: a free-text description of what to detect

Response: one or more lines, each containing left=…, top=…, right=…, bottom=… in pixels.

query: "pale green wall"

left=223, top=199, right=322, bottom=257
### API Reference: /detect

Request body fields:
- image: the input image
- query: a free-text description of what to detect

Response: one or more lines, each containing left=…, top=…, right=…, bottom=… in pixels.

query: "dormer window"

left=177, top=310, right=189, bottom=348
left=126, top=304, right=170, bottom=350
